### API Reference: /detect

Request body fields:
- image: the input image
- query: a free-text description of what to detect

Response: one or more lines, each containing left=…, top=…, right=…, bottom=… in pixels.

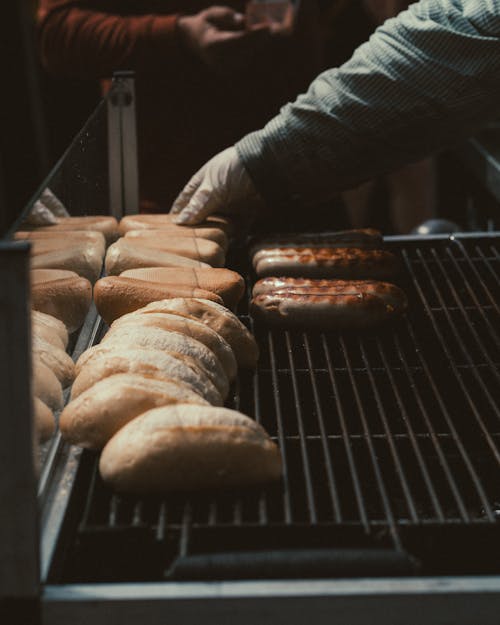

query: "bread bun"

left=101, top=326, right=229, bottom=398
left=34, top=397, right=55, bottom=442
left=72, top=346, right=223, bottom=405
left=33, top=358, right=63, bottom=411
left=136, top=298, right=258, bottom=368
left=32, top=336, right=75, bottom=387
left=111, top=311, right=237, bottom=381
left=14, top=230, right=106, bottom=252
left=120, top=267, right=245, bottom=310
left=24, top=216, right=119, bottom=244
left=31, top=244, right=103, bottom=283
left=122, top=235, right=225, bottom=267
left=61, top=373, right=209, bottom=449
left=31, top=269, right=92, bottom=332
left=32, top=310, right=68, bottom=348
left=119, top=213, right=233, bottom=237
left=125, top=227, right=228, bottom=252
left=22, top=234, right=106, bottom=259
left=93, top=276, right=224, bottom=325
left=99, top=404, right=282, bottom=492
left=105, top=238, right=210, bottom=275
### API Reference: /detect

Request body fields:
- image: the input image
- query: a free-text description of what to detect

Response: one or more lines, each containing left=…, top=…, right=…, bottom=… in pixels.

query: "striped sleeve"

left=236, top=0, right=500, bottom=210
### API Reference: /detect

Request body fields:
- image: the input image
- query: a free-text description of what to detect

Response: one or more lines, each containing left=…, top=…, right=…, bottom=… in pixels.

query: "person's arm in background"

left=38, top=0, right=183, bottom=77
left=37, top=0, right=268, bottom=78
left=172, top=0, right=500, bottom=222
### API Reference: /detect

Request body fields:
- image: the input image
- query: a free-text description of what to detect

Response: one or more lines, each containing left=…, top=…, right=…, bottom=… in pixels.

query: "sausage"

left=249, top=229, right=382, bottom=257
left=252, top=278, right=407, bottom=312
left=253, top=247, right=399, bottom=280
left=250, top=280, right=407, bottom=329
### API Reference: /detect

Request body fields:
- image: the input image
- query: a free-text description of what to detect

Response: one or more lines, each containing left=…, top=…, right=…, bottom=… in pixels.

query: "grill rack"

left=47, top=235, right=500, bottom=583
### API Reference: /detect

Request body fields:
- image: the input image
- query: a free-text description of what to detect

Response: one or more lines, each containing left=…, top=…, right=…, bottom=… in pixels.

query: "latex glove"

left=25, top=199, right=59, bottom=226
left=171, top=147, right=264, bottom=225
left=25, top=188, right=69, bottom=226
left=40, top=188, right=69, bottom=218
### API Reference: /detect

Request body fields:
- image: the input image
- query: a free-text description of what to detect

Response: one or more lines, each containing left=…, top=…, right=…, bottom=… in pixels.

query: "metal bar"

left=394, top=322, right=470, bottom=522
left=42, top=577, right=500, bottom=625
left=268, top=332, right=293, bottom=524
left=247, top=316, right=269, bottom=525
left=475, top=245, right=500, bottom=287
left=409, top=247, right=500, bottom=465
left=284, top=331, right=317, bottom=523
left=431, top=247, right=500, bottom=364
left=403, top=315, right=495, bottom=522
left=118, top=73, right=139, bottom=216
left=302, top=334, right=342, bottom=523
left=179, top=502, right=192, bottom=557
left=377, top=337, right=445, bottom=522
left=358, top=341, right=419, bottom=523
left=339, top=336, right=402, bottom=549
left=321, top=335, right=369, bottom=531
left=132, top=502, right=144, bottom=527
left=452, top=240, right=499, bottom=312
left=106, top=81, right=123, bottom=220
left=0, top=242, right=38, bottom=600
left=156, top=503, right=167, bottom=541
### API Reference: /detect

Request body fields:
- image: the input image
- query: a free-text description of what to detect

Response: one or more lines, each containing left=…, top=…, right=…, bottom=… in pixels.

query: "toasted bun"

left=119, top=213, right=233, bottom=236
left=33, top=358, right=63, bottom=411
left=15, top=229, right=106, bottom=250
left=32, top=310, right=68, bottom=347
left=93, top=276, right=224, bottom=325
left=23, top=234, right=106, bottom=259
left=99, top=404, right=282, bottom=492
left=105, top=238, right=210, bottom=275
left=111, top=311, right=237, bottom=380
left=31, top=244, right=103, bottom=283
left=34, top=397, right=55, bottom=442
left=61, top=373, right=209, bottom=450
left=120, top=267, right=245, bottom=310
left=124, top=227, right=228, bottom=252
left=101, top=326, right=229, bottom=398
left=32, top=336, right=75, bottom=387
left=23, top=216, right=119, bottom=243
left=73, top=345, right=222, bottom=405
left=121, top=235, right=225, bottom=267
left=134, top=298, right=258, bottom=368
left=31, top=269, right=92, bottom=332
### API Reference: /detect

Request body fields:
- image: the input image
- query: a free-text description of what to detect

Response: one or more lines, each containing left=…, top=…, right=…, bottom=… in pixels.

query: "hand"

left=177, top=6, right=271, bottom=74
left=170, top=147, right=265, bottom=225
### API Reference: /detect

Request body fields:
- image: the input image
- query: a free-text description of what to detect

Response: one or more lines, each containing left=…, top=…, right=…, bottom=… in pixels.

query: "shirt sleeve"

left=37, top=1, right=180, bottom=78
left=236, top=0, right=500, bottom=210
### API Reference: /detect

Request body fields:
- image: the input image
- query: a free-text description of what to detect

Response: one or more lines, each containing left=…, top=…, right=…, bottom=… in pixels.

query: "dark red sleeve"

left=37, top=1, right=181, bottom=78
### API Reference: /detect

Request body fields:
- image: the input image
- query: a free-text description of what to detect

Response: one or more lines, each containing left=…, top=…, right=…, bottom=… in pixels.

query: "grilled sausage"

left=250, top=229, right=383, bottom=257
left=250, top=280, right=407, bottom=329
left=253, top=247, right=398, bottom=280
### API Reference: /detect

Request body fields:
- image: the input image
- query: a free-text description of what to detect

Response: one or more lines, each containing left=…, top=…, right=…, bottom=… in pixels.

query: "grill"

left=47, top=234, right=500, bottom=585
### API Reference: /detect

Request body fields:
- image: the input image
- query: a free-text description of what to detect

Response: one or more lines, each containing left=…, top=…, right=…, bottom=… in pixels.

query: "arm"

left=236, top=0, right=500, bottom=209
left=37, top=0, right=180, bottom=77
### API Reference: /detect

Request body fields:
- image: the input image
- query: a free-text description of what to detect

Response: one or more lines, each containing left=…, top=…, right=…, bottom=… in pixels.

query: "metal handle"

left=167, top=548, right=419, bottom=581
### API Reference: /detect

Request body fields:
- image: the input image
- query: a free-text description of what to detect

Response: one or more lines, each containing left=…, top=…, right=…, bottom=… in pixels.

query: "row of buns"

left=60, top=298, right=281, bottom=493
left=22, top=213, right=282, bottom=494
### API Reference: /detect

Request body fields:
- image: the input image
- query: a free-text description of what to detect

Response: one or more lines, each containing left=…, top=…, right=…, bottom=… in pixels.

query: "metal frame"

left=37, top=232, right=500, bottom=624
left=0, top=242, right=39, bottom=608
left=42, top=577, right=500, bottom=625
left=107, top=72, right=139, bottom=219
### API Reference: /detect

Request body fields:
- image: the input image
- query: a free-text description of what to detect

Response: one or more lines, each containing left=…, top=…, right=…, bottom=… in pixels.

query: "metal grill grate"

left=55, top=235, right=500, bottom=583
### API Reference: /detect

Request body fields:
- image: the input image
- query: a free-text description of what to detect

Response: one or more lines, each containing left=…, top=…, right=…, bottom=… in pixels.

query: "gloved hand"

left=25, top=188, right=69, bottom=226
left=171, top=147, right=265, bottom=225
